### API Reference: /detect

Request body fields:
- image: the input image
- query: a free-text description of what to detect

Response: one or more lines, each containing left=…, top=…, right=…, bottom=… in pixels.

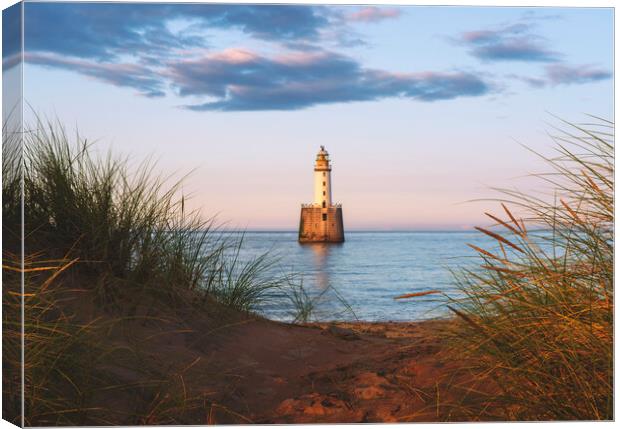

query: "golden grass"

left=394, top=290, right=442, bottom=300
left=442, top=116, right=613, bottom=420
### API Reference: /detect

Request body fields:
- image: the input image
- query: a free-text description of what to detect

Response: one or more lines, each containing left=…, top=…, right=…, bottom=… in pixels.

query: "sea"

left=230, top=231, right=509, bottom=322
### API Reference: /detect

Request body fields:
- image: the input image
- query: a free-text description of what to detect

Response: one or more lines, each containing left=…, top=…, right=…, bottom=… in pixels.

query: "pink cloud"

left=210, top=48, right=259, bottom=64
left=347, top=7, right=401, bottom=23
left=546, top=64, right=611, bottom=85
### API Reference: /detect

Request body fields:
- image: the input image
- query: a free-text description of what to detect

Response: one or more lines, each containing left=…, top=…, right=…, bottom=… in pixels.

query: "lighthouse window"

left=322, top=214, right=327, bottom=221
left=323, top=191, right=325, bottom=196
left=323, top=181, right=326, bottom=186
left=322, top=201, right=326, bottom=208
left=323, top=172, right=325, bottom=177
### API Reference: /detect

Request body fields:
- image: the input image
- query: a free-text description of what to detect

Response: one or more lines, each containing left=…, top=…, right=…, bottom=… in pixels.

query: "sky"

left=2, top=1, right=614, bottom=230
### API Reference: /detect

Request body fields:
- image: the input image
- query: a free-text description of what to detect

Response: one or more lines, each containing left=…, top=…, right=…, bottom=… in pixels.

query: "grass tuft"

left=2, top=117, right=301, bottom=424
left=444, top=116, right=613, bottom=420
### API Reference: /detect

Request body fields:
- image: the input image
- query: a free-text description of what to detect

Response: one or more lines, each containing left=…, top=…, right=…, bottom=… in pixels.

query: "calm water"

left=233, top=231, right=503, bottom=322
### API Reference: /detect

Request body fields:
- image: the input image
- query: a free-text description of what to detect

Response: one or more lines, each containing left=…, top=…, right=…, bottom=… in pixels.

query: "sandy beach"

left=78, top=293, right=497, bottom=424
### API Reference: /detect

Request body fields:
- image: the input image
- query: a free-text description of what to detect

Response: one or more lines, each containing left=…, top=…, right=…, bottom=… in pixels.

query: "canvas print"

left=1, top=1, right=614, bottom=425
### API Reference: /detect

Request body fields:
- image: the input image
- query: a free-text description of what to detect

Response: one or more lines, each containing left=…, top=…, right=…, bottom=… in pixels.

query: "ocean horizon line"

left=178, top=227, right=555, bottom=235
left=219, top=229, right=478, bottom=233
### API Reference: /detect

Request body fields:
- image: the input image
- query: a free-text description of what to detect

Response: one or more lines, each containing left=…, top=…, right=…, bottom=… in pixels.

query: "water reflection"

left=305, top=243, right=331, bottom=291
left=299, top=242, right=351, bottom=319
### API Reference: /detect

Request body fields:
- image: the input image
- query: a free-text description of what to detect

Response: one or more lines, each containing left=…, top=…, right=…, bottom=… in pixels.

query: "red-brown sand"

left=106, top=311, right=495, bottom=424
left=55, top=286, right=498, bottom=425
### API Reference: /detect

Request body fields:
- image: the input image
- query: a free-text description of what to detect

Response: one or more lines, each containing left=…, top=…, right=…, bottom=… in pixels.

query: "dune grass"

left=1, top=118, right=309, bottom=424
left=283, top=276, right=358, bottom=323
left=2, top=122, right=24, bottom=424
left=4, top=255, right=109, bottom=425
left=22, top=120, right=218, bottom=303
left=18, top=117, right=303, bottom=311
left=443, top=117, right=613, bottom=420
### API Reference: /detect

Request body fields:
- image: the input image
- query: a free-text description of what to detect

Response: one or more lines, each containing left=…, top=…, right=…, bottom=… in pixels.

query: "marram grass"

left=444, top=116, right=613, bottom=420
left=1, top=118, right=312, bottom=425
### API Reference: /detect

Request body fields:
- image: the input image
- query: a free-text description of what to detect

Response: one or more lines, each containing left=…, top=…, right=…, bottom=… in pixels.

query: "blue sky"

left=3, top=2, right=614, bottom=229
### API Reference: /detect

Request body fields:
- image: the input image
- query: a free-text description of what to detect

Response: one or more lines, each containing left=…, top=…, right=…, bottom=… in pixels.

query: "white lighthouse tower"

left=299, top=146, right=345, bottom=243
left=313, top=145, right=332, bottom=208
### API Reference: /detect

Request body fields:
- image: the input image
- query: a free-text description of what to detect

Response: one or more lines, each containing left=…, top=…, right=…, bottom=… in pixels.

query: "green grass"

left=2, top=117, right=309, bottom=425
left=283, top=276, right=358, bottom=323
left=18, top=117, right=301, bottom=312
left=444, top=116, right=613, bottom=420
left=2, top=122, right=22, bottom=253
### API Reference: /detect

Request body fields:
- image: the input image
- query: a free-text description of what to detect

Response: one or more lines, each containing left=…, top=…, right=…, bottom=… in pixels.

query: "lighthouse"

left=298, top=146, right=345, bottom=243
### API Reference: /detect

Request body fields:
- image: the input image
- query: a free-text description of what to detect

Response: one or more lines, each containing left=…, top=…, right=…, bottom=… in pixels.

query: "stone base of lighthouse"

left=298, top=206, right=344, bottom=243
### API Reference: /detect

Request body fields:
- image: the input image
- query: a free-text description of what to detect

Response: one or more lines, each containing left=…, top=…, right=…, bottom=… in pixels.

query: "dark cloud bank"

left=16, top=3, right=491, bottom=111
left=10, top=3, right=612, bottom=112
left=169, top=50, right=489, bottom=111
left=24, top=3, right=330, bottom=61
